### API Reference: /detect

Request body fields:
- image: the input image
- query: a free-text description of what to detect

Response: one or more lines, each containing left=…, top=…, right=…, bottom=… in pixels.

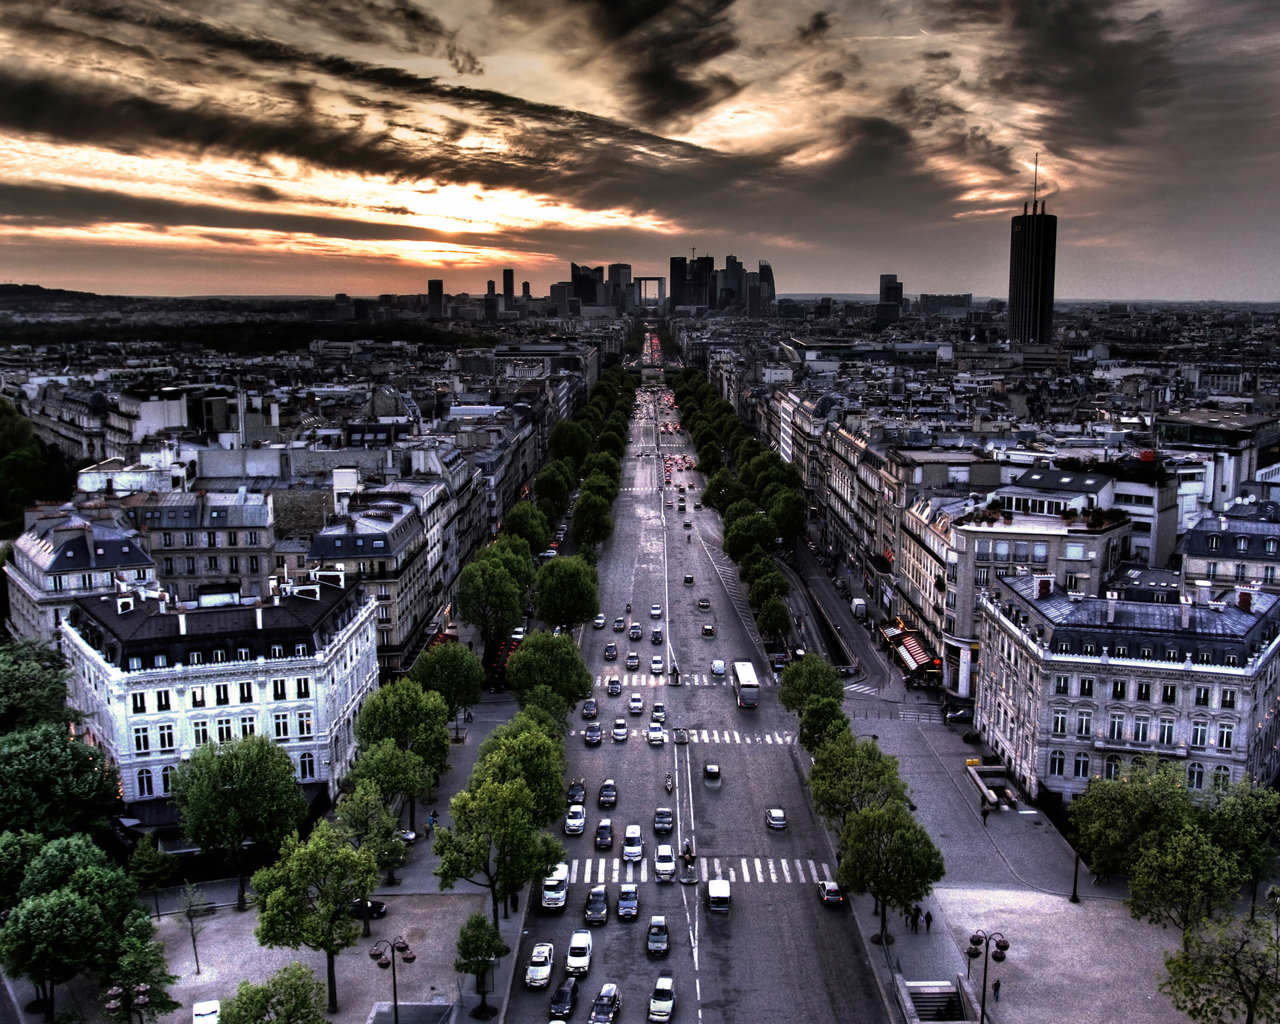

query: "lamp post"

left=369, top=937, right=416, bottom=1024
left=1070, top=851, right=1081, bottom=903
left=104, top=983, right=150, bottom=1024
left=966, top=930, right=1009, bottom=1024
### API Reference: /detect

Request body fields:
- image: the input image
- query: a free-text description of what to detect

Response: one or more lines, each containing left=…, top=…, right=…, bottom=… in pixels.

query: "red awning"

left=896, top=634, right=930, bottom=671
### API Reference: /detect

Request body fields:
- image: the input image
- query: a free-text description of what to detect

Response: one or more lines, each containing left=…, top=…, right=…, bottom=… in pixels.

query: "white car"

left=647, top=722, right=666, bottom=745
left=654, top=844, right=676, bottom=881
left=765, top=808, right=787, bottom=830
left=525, top=942, right=554, bottom=987
left=651, top=655, right=664, bottom=674
left=629, top=693, right=644, bottom=714
left=711, top=659, right=725, bottom=676
left=623, top=824, right=644, bottom=862
left=565, top=804, right=586, bottom=834
left=565, top=929, right=593, bottom=975
left=650, top=604, right=662, bottom=619
left=511, top=626, right=526, bottom=641
left=648, top=972, right=675, bottom=1022
left=593, top=614, right=607, bottom=629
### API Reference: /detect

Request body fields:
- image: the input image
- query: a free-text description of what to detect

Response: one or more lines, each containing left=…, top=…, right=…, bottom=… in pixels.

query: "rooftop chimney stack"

left=1196, top=580, right=1211, bottom=605
left=1106, top=591, right=1119, bottom=624
left=178, top=612, right=187, bottom=635
left=1180, top=595, right=1193, bottom=629
left=1237, top=583, right=1259, bottom=614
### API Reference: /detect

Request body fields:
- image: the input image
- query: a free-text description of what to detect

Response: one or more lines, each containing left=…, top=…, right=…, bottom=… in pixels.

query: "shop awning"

left=880, top=625, right=904, bottom=642
left=895, top=634, right=931, bottom=671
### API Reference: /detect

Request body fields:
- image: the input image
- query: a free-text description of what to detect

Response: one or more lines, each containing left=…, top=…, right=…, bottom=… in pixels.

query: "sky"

left=0, top=0, right=1277, bottom=300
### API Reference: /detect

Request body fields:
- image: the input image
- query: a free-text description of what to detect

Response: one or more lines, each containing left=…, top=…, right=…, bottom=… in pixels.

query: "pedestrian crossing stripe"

left=568, top=727, right=793, bottom=744
left=845, top=683, right=878, bottom=696
left=564, top=857, right=831, bottom=885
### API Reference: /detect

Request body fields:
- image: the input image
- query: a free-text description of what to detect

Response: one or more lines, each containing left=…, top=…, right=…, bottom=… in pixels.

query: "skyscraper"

left=1007, top=200, right=1057, bottom=343
left=669, top=257, right=687, bottom=308
left=879, top=274, right=904, bottom=306
left=758, top=261, right=775, bottom=304
left=427, top=279, right=444, bottom=318
left=502, top=268, right=514, bottom=307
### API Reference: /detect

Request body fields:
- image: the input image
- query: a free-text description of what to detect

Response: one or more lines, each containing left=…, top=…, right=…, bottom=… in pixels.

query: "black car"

left=349, top=898, right=388, bottom=919
left=588, top=983, right=621, bottom=1023
left=549, top=977, right=580, bottom=1019
left=584, top=885, right=609, bottom=924
left=606, top=676, right=622, bottom=696
left=604, top=642, right=618, bottom=661
left=584, top=722, right=603, bottom=745
left=647, top=916, right=670, bottom=956
left=567, top=779, right=586, bottom=805
left=598, top=780, right=618, bottom=808
left=650, top=628, right=663, bottom=646
left=653, top=807, right=673, bottom=834
left=582, top=698, right=599, bottom=719
left=594, top=820, right=614, bottom=849
left=945, top=705, right=975, bottom=725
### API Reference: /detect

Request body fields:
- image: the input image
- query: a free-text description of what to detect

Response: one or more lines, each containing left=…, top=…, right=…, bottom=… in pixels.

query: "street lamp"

left=966, top=930, right=1009, bottom=1024
left=369, top=937, right=416, bottom=1024
left=1070, top=851, right=1081, bottom=903
left=104, top=984, right=150, bottom=1024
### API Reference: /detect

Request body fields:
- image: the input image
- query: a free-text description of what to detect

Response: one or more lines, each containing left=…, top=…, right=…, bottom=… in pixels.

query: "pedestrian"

left=913, top=905, right=922, bottom=933
left=981, top=804, right=990, bottom=827
left=925, top=911, right=933, bottom=933
left=992, top=979, right=1001, bottom=1002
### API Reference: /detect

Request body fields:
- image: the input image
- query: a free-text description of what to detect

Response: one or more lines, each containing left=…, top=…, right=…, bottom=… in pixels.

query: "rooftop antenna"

left=691, top=247, right=697, bottom=260
left=1032, top=153, right=1039, bottom=211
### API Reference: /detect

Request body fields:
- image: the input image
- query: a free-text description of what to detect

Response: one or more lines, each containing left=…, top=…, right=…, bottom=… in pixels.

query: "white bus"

left=732, top=661, right=759, bottom=708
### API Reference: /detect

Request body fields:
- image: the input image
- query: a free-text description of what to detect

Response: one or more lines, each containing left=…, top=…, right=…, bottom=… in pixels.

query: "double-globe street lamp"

left=966, top=930, right=1009, bottom=1024
left=104, top=983, right=150, bottom=1024
left=369, top=937, right=416, bottom=1024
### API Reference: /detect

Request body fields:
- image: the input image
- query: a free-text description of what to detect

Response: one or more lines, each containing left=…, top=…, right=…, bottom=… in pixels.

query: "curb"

left=496, top=888, right=531, bottom=1024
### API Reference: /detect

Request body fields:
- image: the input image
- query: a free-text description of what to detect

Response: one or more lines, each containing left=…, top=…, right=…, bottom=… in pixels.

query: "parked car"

left=349, top=899, right=387, bottom=919
left=395, top=828, right=417, bottom=845
left=683, top=574, right=693, bottom=586
left=704, top=763, right=721, bottom=781
left=525, top=942, right=554, bottom=987
left=510, top=626, right=526, bottom=641
left=945, top=705, right=975, bottom=725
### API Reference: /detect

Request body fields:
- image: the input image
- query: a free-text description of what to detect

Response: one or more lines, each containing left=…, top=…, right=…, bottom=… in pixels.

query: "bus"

left=732, top=661, right=759, bottom=708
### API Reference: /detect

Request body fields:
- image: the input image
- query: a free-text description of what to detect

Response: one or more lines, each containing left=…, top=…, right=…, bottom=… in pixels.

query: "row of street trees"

left=776, top=654, right=946, bottom=944
left=666, top=369, right=807, bottom=644
left=1069, top=757, right=1280, bottom=1021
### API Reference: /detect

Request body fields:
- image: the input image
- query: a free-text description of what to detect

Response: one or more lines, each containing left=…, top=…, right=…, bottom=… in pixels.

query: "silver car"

left=654, top=844, right=676, bottom=881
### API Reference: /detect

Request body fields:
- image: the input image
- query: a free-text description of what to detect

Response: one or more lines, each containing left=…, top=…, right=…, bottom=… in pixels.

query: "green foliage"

left=738, top=545, right=773, bottom=584
left=809, top=733, right=909, bottom=830
left=455, top=558, right=523, bottom=659
left=798, top=697, right=850, bottom=753
left=1127, top=825, right=1244, bottom=943
left=778, top=657, right=844, bottom=715
left=454, top=911, right=506, bottom=978
left=570, top=491, right=614, bottom=547
left=21, top=834, right=109, bottom=901
left=505, top=631, right=593, bottom=710
left=346, top=740, right=429, bottom=833
left=549, top=420, right=592, bottom=471
left=179, top=882, right=208, bottom=975
left=0, top=724, right=120, bottom=839
left=252, top=821, right=379, bottom=1013
left=485, top=534, right=535, bottom=591
left=474, top=716, right=566, bottom=828
left=518, top=686, right=571, bottom=735
left=335, top=781, right=407, bottom=886
left=355, top=677, right=449, bottom=764
left=1161, top=911, right=1280, bottom=1024
left=1206, top=783, right=1280, bottom=900
left=0, top=641, right=73, bottom=735
left=697, top=443, right=722, bottom=473
left=0, top=400, right=79, bottom=537
left=534, top=467, right=569, bottom=516
left=172, top=735, right=306, bottom=910
left=757, top=597, right=791, bottom=640
left=723, top=498, right=759, bottom=534
left=409, top=642, right=484, bottom=721
left=101, top=934, right=180, bottom=1024
left=580, top=470, right=619, bottom=506
left=701, top=469, right=746, bottom=513
left=502, top=501, right=550, bottom=553
left=0, top=831, right=46, bottom=910
left=723, top=513, right=776, bottom=562
left=580, top=452, right=620, bottom=482
left=836, top=803, right=945, bottom=943
left=769, top=489, right=809, bottom=542
left=129, top=835, right=176, bottom=918
left=220, top=962, right=328, bottom=1024
left=748, top=570, right=790, bottom=609
left=534, top=556, right=599, bottom=629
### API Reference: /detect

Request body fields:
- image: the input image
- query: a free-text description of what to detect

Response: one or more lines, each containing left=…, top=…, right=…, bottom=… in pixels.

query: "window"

left=1053, top=709, right=1068, bottom=735
left=297, top=556, right=305, bottom=568
left=215, top=684, right=229, bottom=706
left=1195, top=686, right=1210, bottom=707
left=132, top=692, right=147, bottom=714
left=191, top=686, right=206, bottom=708
left=213, top=649, right=226, bottom=664
left=995, top=541, right=1010, bottom=562
left=1139, top=646, right=1152, bottom=659
left=1207, top=562, right=1218, bottom=578
left=299, top=752, right=316, bottom=780
left=1057, top=641, right=1071, bottom=654
left=1226, top=653, right=1239, bottom=667
left=1267, top=567, right=1277, bottom=584
left=162, top=765, right=175, bottom=795
left=1187, top=762, right=1205, bottom=790
left=137, top=768, right=153, bottom=797
left=270, top=645, right=284, bottom=659
left=240, top=716, right=256, bottom=737
left=1065, top=571, right=1078, bottom=590
left=378, top=606, right=391, bottom=621
left=1192, top=721, right=1208, bottom=748
left=240, top=682, right=254, bottom=703
left=1213, top=766, right=1232, bottom=791
left=207, top=531, right=217, bottom=548
left=1136, top=683, right=1151, bottom=702
left=975, top=566, right=990, bottom=586
left=206, top=556, right=219, bottom=572
left=1104, top=754, right=1122, bottom=780
left=276, top=555, right=287, bottom=570
left=1236, top=563, right=1248, bottom=581
left=249, top=556, right=260, bottom=574
left=217, top=717, right=234, bottom=742
left=1237, top=536, right=1249, bottom=552
left=51, top=576, right=64, bottom=592
left=1159, top=719, right=1174, bottom=745
left=1077, top=711, right=1093, bottom=737
left=1109, top=714, right=1124, bottom=741
left=272, top=679, right=287, bottom=701
left=1208, top=535, right=1221, bottom=551
left=1049, top=750, right=1065, bottom=776
left=185, top=557, right=197, bottom=575
left=189, top=651, right=202, bottom=666
left=1162, top=684, right=1177, bottom=704
left=162, top=532, right=173, bottom=548
left=156, top=723, right=174, bottom=750
left=1268, top=539, right=1279, bottom=555
left=1055, top=675, right=1070, bottom=695
left=295, top=643, right=308, bottom=657
left=1065, top=543, right=1085, bottom=560
left=228, top=531, right=238, bottom=547
left=1014, top=541, right=1028, bottom=562
left=1165, top=648, right=1180, bottom=662
left=1134, top=717, right=1149, bottom=743
left=156, top=689, right=171, bottom=711
left=1115, top=645, right=1128, bottom=658
left=1032, top=542, right=1048, bottom=564
left=133, top=726, right=150, bottom=753
left=1218, top=723, right=1234, bottom=750
left=228, top=556, right=239, bottom=573
left=1112, top=680, right=1126, bottom=700
left=183, top=532, right=195, bottom=547
left=1080, top=678, right=1094, bottom=698
left=1074, top=752, right=1091, bottom=778
left=274, top=713, right=289, bottom=740
left=236, top=647, right=251, bottom=661
left=297, top=711, right=312, bottom=737
left=163, top=557, right=174, bottom=575
left=296, top=678, right=311, bottom=699
left=248, top=531, right=260, bottom=546
left=80, top=574, right=92, bottom=589
left=1222, top=689, right=1236, bottom=710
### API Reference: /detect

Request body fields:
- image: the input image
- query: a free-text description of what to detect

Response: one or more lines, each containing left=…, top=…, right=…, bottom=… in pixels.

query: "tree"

left=129, top=834, right=176, bottom=918
left=474, top=716, right=567, bottom=828
left=1127, top=825, right=1244, bottom=945
left=1207, top=783, right=1280, bottom=909
left=770, top=489, right=809, bottom=543
left=336, top=780, right=407, bottom=892
left=17, top=833, right=109, bottom=902
left=570, top=492, right=614, bottom=548
left=346, top=740, right=429, bottom=836
left=799, top=697, right=850, bottom=753
left=434, top=776, right=563, bottom=928
left=723, top=498, right=760, bottom=534
left=0, top=725, right=120, bottom=839
left=502, top=501, right=550, bottom=553
left=488, top=534, right=535, bottom=591
left=580, top=452, right=620, bottom=482
left=409, top=641, right=484, bottom=728
left=697, top=444, right=722, bottom=473
left=0, top=831, right=45, bottom=910
left=534, top=467, right=569, bottom=516
left=581, top=470, right=619, bottom=506
left=809, top=733, right=909, bottom=830
left=1162, top=911, right=1280, bottom=1024
left=534, top=556, right=599, bottom=629
left=702, top=469, right=746, bottom=513
left=456, top=558, right=523, bottom=662
left=748, top=570, right=790, bottom=609
left=179, top=882, right=208, bottom=975
left=454, top=911, right=507, bottom=1018
left=101, top=934, right=180, bottom=1024
left=837, top=803, right=945, bottom=945
left=354, top=676, right=452, bottom=810
left=549, top=420, right=592, bottom=471
left=0, top=641, right=73, bottom=735
left=738, top=545, right=773, bottom=584
left=778, top=657, right=844, bottom=715
left=518, top=685, right=570, bottom=735
left=220, top=962, right=328, bottom=1024
left=757, top=597, right=791, bottom=640
left=171, top=735, right=306, bottom=911
left=723, top=513, right=776, bottom=562
left=505, top=631, right=593, bottom=711
left=252, top=820, right=379, bottom=1014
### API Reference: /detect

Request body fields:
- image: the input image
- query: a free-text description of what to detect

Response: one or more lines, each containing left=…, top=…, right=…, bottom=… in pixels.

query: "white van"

left=707, top=879, right=731, bottom=913
left=850, top=598, right=867, bottom=620
left=541, top=862, right=569, bottom=909
left=193, top=1002, right=220, bottom=1024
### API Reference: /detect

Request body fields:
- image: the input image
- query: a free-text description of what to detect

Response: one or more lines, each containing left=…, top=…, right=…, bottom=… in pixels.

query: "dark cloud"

left=797, top=11, right=832, bottom=44
left=937, top=126, right=1017, bottom=174
left=920, top=50, right=953, bottom=61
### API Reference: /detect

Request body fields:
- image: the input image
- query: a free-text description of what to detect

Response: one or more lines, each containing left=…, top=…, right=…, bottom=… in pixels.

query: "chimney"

left=1196, top=579, right=1211, bottom=605
left=1106, top=591, right=1119, bottom=624
left=1237, top=583, right=1259, bottom=614
left=255, top=606, right=264, bottom=630
left=1180, top=595, right=1193, bottom=629
left=159, top=596, right=168, bottom=615
left=1037, top=577, right=1051, bottom=599
left=178, top=612, right=187, bottom=635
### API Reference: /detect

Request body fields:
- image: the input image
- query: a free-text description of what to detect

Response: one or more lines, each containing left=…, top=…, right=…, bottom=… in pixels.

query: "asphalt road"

left=506, top=381, right=884, bottom=1024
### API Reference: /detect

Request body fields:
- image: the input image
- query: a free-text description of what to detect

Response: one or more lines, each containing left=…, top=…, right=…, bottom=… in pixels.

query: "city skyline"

left=0, top=1, right=1276, bottom=300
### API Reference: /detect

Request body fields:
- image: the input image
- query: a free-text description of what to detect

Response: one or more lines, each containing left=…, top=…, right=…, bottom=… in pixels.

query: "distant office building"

left=879, top=274, right=904, bottom=307
left=758, top=261, right=776, bottom=303
left=668, top=257, right=687, bottom=309
left=427, top=280, right=444, bottom=318
left=486, top=280, right=496, bottom=296
left=920, top=294, right=973, bottom=316
left=549, top=282, right=570, bottom=313
left=522, top=281, right=531, bottom=299
left=570, top=263, right=604, bottom=305
left=1008, top=201, right=1057, bottom=343
left=502, top=268, right=514, bottom=306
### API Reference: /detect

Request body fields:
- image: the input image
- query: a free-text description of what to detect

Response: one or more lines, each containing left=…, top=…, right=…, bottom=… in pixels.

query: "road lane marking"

left=712, top=730, right=719, bottom=742
left=701, top=857, right=708, bottom=879
left=733, top=731, right=740, bottom=743
left=744, top=735, right=751, bottom=744
left=641, top=859, right=648, bottom=883
left=822, top=863, right=833, bottom=881
left=767, top=858, right=776, bottom=883
left=796, top=859, right=805, bottom=882
left=612, top=858, right=620, bottom=883
left=780, top=859, right=791, bottom=883
left=701, top=730, right=710, bottom=742
left=808, top=859, right=819, bottom=882
left=626, top=862, right=634, bottom=882
left=764, top=734, right=773, bottom=744
left=742, top=857, right=751, bottom=882
left=754, top=858, right=764, bottom=883
left=729, top=867, right=736, bottom=882
left=714, top=858, right=722, bottom=879
left=599, top=858, right=607, bottom=884
left=775, top=732, right=784, bottom=744
left=570, top=860, right=579, bottom=883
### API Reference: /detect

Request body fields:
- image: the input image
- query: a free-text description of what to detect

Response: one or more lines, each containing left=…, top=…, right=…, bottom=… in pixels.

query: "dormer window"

left=1208, top=535, right=1221, bottom=551
left=1236, top=537, right=1248, bottom=552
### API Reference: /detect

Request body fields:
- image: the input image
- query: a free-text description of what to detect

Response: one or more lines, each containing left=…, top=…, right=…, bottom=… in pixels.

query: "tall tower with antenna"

left=1007, top=154, right=1057, bottom=345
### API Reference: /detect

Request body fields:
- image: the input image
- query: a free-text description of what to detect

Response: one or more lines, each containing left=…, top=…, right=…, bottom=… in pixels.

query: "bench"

left=184, top=900, right=217, bottom=917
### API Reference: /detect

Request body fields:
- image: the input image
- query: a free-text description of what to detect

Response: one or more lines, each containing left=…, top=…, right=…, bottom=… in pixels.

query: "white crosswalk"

left=569, top=725, right=794, bottom=744
left=845, top=682, right=879, bottom=696
left=564, top=856, right=831, bottom=886
left=594, top=673, right=776, bottom=688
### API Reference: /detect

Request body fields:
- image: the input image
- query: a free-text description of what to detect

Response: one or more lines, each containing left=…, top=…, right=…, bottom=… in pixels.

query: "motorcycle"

left=626, top=603, right=631, bottom=614
left=687, top=534, right=691, bottom=543
left=664, top=772, right=673, bottom=794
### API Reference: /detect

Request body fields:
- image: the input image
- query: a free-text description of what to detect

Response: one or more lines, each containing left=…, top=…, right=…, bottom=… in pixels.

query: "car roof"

left=571, top=928, right=591, bottom=938
left=589, top=883, right=606, bottom=893
left=657, top=844, right=673, bottom=854
left=600, top=983, right=618, bottom=997
left=650, top=915, right=666, bottom=924
left=598, top=818, right=611, bottom=826
left=708, top=879, right=731, bottom=895
left=625, top=823, right=641, bottom=833
left=533, top=941, right=554, bottom=952
left=620, top=883, right=638, bottom=893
